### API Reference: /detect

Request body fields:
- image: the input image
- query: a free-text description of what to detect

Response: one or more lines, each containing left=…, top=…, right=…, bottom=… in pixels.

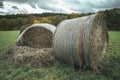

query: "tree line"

left=104, top=8, right=120, bottom=31
left=0, top=13, right=93, bottom=31
left=0, top=8, right=119, bottom=31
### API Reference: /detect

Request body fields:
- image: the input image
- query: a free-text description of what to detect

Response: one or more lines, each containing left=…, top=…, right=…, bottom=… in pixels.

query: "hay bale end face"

left=17, top=23, right=56, bottom=48
left=53, top=14, right=109, bottom=71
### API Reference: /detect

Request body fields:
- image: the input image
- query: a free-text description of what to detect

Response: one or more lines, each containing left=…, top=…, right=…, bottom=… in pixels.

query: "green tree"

left=0, top=18, right=8, bottom=30
left=7, top=19, right=18, bottom=30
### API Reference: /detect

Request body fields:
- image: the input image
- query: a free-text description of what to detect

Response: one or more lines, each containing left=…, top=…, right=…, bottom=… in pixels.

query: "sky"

left=0, top=0, right=120, bottom=15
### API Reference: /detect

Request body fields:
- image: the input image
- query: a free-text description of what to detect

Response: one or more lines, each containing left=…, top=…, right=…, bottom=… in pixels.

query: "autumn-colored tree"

left=33, top=20, right=40, bottom=24
left=27, top=15, right=36, bottom=24
left=68, top=13, right=79, bottom=19
left=47, top=16, right=56, bottom=25
left=54, top=15, right=68, bottom=26
left=41, top=17, right=51, bottom=24
left=97, top=11, right=105, bottom=16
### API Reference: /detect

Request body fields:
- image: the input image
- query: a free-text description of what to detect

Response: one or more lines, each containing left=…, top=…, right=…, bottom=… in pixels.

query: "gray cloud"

left=0, top=0, right=120, bottom=15
left=88, top=0, right=120, bottom=8
left=0, top=12, right=6, bottom=15
left=12, top=6, right=18, bottom=10
left=0, top=0, right=4, bottom=8
left=65, top=0, right=120, bottom=12
left=6, top=0, right=59, bottom=11
left=71, top=6, right=95, bottom=13
left=0, top=3, right=3, bottom=8
left=64, top=0, right=95, bottom=13
left=6, top=0, right=33, bottom=3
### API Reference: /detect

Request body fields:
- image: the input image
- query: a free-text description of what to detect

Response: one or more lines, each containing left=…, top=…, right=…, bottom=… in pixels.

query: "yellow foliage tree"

left=41, top=17, right=51, bottom=24
left=68, top=13, right=79, bottom=19
left=33, top=19, right=40, bottom=24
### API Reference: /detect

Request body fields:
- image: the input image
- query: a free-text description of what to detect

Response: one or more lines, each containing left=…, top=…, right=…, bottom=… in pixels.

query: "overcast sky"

left=0, top=0, right=120, bottom=15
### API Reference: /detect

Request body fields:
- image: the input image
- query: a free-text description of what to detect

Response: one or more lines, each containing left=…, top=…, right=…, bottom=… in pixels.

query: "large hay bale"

left=7, top=46, right=56, bottom=67
left=53, top=14, right=109, bottom=72
left=17, top=23, right=56, bottom=48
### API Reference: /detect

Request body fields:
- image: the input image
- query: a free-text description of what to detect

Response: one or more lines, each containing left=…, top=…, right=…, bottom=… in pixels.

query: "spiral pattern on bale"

left=17, top=23, right=56, bottom=48
left=53, top=14, right=109, bottom=71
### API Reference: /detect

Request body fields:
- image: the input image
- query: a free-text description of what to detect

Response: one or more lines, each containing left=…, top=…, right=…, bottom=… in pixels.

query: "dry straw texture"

left=17, top=23, right=56, bottom=48
left=53, top=14, right=109, bottom=72
left=6, top=46, right=56, bottom=67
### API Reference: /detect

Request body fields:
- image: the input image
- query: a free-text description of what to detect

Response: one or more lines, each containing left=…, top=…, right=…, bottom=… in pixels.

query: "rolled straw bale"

left=17, top=23, right=56, bottom=48
left=53, top=14, right=109, bottom=71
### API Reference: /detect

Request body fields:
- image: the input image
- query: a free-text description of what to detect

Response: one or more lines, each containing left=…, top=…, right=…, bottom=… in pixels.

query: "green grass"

left=0, top=31, right=120, bottom=80
left=0, top=31, right=19, bottom=53
left=109, top=31, right=120, bottom=41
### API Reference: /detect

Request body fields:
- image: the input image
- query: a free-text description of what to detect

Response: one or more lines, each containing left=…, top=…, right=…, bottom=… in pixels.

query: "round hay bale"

left=53, top=14, right=109, bottom=72
left=17, top=23, right=56, bottom=48
left=10, top=46, right=56, bottom=67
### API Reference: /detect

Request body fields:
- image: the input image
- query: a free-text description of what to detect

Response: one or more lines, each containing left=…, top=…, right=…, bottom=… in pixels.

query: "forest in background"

left=0, top=8, right=119, bottom=31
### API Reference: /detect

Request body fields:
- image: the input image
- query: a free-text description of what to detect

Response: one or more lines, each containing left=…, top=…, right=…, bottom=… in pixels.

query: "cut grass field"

left=0, top=31, right=120, bottom=80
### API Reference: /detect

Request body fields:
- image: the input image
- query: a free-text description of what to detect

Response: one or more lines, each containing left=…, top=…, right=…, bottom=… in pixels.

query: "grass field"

left=109, top=31, right=120, bottom=41
left=0, top=31, right=120, bottom=80
left=0, top=31, right=19, bottom=53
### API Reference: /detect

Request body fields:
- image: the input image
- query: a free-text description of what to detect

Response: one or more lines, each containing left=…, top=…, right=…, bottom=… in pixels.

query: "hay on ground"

left=6, top=46, right=56, bottom=67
